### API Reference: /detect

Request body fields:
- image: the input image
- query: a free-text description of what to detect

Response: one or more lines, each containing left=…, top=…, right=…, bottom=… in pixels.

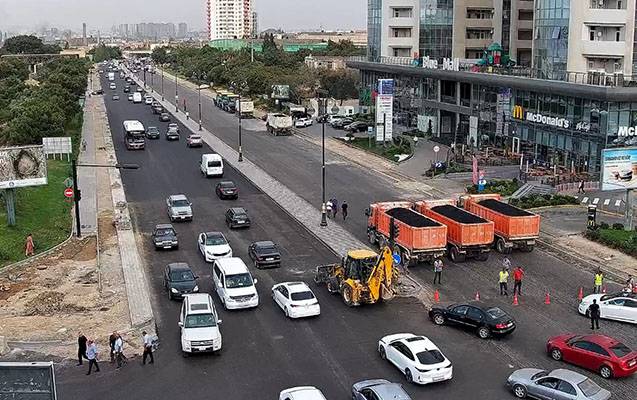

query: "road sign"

left=64, top=188, right=74, bottom=198
left=367, top=126, right=374, bottom=136
left=64, top=177, right=74, bottom=188
left=392, top=253, right=402, bottom=265
left=433, top=145, right=440, bottom=153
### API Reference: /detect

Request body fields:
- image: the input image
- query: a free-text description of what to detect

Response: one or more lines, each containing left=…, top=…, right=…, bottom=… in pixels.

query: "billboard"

left=0, top=145, right=48, bottom=189
left=271, top=85, right=290, bottom=100
left=376, top=79, right=394, bottom=142
left=43, top=137, right=72, bottom=155
left=601, top=147, right=637, bottom=191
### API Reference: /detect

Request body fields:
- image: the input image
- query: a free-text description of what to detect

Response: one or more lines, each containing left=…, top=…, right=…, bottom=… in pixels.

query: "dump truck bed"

left=415, top=202, right=494, bottom=247
left=464, top=196, right=540, bottom=241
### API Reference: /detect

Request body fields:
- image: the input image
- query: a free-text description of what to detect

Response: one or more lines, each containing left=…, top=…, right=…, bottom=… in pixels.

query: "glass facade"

left=419, top=0, right=454, bottom=59
left=533, top=0, right=570, bottom=79
left=367, top=0, right=382, bottom=62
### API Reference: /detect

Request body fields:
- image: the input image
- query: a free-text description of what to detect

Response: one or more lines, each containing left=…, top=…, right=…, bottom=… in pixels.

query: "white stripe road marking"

left=581, top=197, right=589, bottom=203
left=615, top=199, right=622, bottom=207
left=603, top=199, right=610, bottom=206
left=592, top=198, right=600, bottom=205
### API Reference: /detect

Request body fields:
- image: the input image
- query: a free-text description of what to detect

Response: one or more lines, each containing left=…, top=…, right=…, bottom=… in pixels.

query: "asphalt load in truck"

left=478, top=199, right=533, bottom=217
left=385, top=207, right=441, bottom=227
left=431, top=205, right=488, bottom=224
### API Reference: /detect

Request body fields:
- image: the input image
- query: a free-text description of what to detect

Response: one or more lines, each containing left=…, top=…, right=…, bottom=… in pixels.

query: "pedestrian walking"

left=142, top=331, right=154, bottom=365
left=499, top=267, right=509, bottom=296
left=325, top=200, right=333, bottom=218
left=433, top=258, right=443, bottom=285
left=332, top=198, right=339, bottom=219
left=589, top=299, right=601, bottom=330
left=341, top=201, right=348, bottom=221
left=77, top=332, right=88, bottom=366
left=593, top=269, right=604, bottom=294
left=502, top=257, right=512, bottom=270
left=108, top=331, right=117, bottom=363
left=25, top=234, right=35, bottom=257
left=86, top=340, right=100, bottom=375
left=578, top=180, right=585, bottom=194
left=113, top=333, right=124, bottom=369
left=625, top=275, right=635, bottom=293
left=512, top=266, right=524, bottom=296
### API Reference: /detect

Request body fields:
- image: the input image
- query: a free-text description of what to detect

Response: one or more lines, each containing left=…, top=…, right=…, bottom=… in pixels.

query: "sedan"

left=123, top=86, right=130, bottom=93
left=168, top=123, right=179, bottom=133
left=215, top=181, right=238, bottom=199
left=506, top=368, right=611, bottom=400
left=294, top=117, right=313, bottom=128
left=279, top=387, right=326, bottom=400
left=345, top=121, right=369, bottom=133
left=248, top=240, right=281, bottom=268
left=146, top=126, right=160, bottom=139
left=272, top=282, right=320, bottom=318
left=127, top=94, right=133, bottom=101
left=331, top=118, right=353, bottom=129
left=352, top=379, right=412, bottom=400
left=547, top=334, right=637, bottom=378
left=159, top=112, right=171, bottom=122
left=578, top=292, right=637, bottom=324
left=225, top=207, right=251, bottom=229
left=152, top=223, right=178, bottom=250
left=163, top=263, right=199, bottom=300
left=197, top=231, right=232, bottom=262
left=166, top=127, right=179, bottom=140
left=186, top=134, right=203, bottom=148
left=112, top=94, right=120, bottom=101
left=429, top=301, right=516, bottom=339
left=378, top=333, right=453, bottom=385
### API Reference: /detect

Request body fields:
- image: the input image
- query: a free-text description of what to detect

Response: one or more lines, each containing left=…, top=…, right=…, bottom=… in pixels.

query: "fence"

left=555, top=181, right=600, bottom=193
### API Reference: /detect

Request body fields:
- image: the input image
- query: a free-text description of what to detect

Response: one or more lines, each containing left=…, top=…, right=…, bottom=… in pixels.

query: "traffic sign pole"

left=72, top=159, right=81, bottom=238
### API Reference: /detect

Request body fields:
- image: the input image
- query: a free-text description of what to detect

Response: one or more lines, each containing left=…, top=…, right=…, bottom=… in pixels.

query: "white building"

left=207, top=0, right=253, bottom=40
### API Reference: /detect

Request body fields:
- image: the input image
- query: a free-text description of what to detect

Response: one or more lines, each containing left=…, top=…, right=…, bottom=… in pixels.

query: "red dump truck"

left=460, top=194, right=540, bottom=253
left=415, top=199, right=494, bottom=262
left=366, top=201, right=447, bottom=266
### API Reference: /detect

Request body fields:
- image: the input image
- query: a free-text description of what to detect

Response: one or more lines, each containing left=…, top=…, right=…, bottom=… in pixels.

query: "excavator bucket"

left=314, top=264, right=337, bottom=284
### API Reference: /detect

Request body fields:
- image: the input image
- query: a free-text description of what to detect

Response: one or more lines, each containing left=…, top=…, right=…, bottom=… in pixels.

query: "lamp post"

left=161, top=66, right=164, bottom=100
left=197, top=84, right=210, bottom=131
left=175, top=74, right=179, bottom=112
left=232, top=81, right=248, bottom=162
left=143, top=68, right=147, bottom=88
left=71, top=161, right=139, bottom=238
left=318, top=89, right=329, bottom=227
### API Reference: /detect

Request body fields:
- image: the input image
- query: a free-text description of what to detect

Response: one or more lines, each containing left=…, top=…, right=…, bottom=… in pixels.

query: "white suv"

left=179, top=293, right=222, bottom=356
left=294, top=117, right=313, bottom=128
left=212, top=258, right=259, bottom=310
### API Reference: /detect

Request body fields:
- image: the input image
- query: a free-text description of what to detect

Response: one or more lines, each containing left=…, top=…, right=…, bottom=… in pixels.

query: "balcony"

left=465, top=19, right=493, bottom=28
left=584, top=8, right=628, bottom=24
left=465, top=38, right=493, bottom=48
left=582, top=40, right=626, bottom=57
left=387, top=36, right=416, bottom=48
left=388, top=17, right=416, bottom=28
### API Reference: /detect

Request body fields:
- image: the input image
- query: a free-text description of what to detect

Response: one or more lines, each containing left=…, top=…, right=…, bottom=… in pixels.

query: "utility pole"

left=72, top=159, right=82, bottom=238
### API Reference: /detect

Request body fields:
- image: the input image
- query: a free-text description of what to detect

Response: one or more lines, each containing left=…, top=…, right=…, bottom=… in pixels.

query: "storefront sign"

left=422, top=56, right=460, bottom=71
left=601, top=147, right=637, bottom=191
left=511, top=105, right=571, bottom=129
left=618, top=126, right=637, bottom=136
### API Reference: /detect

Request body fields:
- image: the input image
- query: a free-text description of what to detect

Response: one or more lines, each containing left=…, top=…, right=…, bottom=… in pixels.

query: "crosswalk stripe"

left=592, top=198, right=600, bottom=205
left=603, top=199, right=610, bottom=206
left=581, top=197, right=589, bottom=203
left=615, top=199, right=622, bottom=207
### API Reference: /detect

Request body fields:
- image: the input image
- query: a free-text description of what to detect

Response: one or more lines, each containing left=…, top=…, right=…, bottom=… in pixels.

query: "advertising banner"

left=376, top=79, right=394, bottom=142
left=601, top=147, right=637, bottom=191
left=271, top=85, right=290, bottom=100
left=0, top=145, right=48, bottom=189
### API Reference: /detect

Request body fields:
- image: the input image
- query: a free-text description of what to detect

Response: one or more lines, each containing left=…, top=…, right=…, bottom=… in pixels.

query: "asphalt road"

left=54, top=71, right=636, bottom=400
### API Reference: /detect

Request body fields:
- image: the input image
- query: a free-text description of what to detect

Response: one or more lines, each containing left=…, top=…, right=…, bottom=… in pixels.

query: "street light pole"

left=238, top=92, right=243, bottom=162
left=320, top=94, right=328, bottom=227
left=161, top=67, right=164, bottom=100
left=198, top=88, right=202, bottom=131
left=175, top=74, right=179, bottom=112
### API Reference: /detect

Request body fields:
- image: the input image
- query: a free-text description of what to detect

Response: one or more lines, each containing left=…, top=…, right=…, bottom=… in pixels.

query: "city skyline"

left=0, top=0, right=366, bottom=34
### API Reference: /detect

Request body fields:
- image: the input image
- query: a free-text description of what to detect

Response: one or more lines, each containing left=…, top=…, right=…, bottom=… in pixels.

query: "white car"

left=272, top=282, right=320, bottom=318
left=294, top=117, right=313, bottom=128
left=197, top=231, right=232, bottom=262
left=378, top=333, right=453, bottom=385
left=144, top=95, right=153, bottom=105
left=279, top=387, right=327, bottom=400
left=578, top=292, right=637, bottom=324
left=179, top=293, right=222, bottom=356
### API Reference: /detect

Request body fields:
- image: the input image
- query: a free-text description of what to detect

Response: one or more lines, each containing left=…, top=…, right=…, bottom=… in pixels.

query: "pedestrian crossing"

left=574, top=195, right=624, bottom=212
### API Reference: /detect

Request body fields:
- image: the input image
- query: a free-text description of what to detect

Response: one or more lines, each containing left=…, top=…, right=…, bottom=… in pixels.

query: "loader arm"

left=366, top=246, right=395, bottom=302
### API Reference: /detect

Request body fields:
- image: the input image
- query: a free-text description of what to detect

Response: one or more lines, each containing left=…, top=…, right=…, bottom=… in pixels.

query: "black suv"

left=159, top=112, right=171, bottom=122
left=152, top=223, right=178, bottom=250
left=225, top=207, right=251, bottom=229
left=152, top=103, right=163, bottom=114
left=146, top=126, right=160, bottom=139
left=163, top=263, right=199, bottom=300
left=248, top=241, right=281, bottom=269
left=428, top=301, right=516, bottom=339
left=215, top=181, right=238, bottom=199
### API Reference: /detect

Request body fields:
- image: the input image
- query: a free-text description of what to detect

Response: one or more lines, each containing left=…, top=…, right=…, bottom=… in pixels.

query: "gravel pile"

left=431, top=205, right=488, bottom=224
left=479, top=199, right=533, bottom=217
left=386, top=207, right=441, bottom=228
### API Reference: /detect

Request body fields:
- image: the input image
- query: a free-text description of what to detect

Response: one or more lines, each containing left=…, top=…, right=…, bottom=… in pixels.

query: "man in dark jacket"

left=589, top=299, right=601, bottom=330
left=109, top=331, right=118, bottom=363
left=77, top=332, right=88, bottom=366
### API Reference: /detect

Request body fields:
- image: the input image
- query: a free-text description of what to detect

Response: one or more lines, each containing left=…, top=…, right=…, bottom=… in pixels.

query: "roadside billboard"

left=0, top=362, right=57, bottom=400
left=271, top=85, right=290, bottom=100
left=376, top=79, right=394, bottom=142
left=0, top=145, right=48, bottom=189
left=601, top=147, right=637, bottom=191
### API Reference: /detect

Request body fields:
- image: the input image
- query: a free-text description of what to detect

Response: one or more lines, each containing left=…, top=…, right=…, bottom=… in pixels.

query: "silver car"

left=166, top=194, right=193, bottom=222
left=507, top=368, right=610, bottom=400
left=352, top=379, right=411, bottom=400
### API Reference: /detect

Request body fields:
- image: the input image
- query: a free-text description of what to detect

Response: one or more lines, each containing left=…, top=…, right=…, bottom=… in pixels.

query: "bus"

left=123, top=120, right=146, bottom=150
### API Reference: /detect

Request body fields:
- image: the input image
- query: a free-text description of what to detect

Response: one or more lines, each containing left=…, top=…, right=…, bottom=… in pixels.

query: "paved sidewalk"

left=76, top=86, right=98, bottom=235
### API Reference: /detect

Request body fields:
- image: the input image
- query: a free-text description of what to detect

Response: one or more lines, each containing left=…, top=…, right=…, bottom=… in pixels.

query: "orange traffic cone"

left=544, top=292, right=551, bottom=305
left=434, top=289, right=440, bottom=303
left=512, top=294, right=519, bottom=306
left=602, top=286, right=607, bottom=293
left=475, top=291, right=480, bottom=301
left=577, top=287, right=584, bottom=301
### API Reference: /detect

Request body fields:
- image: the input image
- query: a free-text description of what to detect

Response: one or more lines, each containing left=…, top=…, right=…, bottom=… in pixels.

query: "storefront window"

left=619, top=110, right=630, bottom=127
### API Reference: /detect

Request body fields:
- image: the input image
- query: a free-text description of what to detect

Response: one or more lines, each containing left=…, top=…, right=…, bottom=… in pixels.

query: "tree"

left=0, top=58, right=29, bottom=81
left=89, top=45, right=122, bottom=63
left=1, top=35, right=61, bottom=54
left=151, top=47, right=169, bottom=64
left=319, top=70, right=359, bottom=104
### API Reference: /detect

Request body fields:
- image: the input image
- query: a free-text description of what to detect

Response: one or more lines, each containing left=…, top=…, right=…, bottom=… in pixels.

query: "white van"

left=132, top=92, right=143, bottom=104
left=179, top=293, right=222, bottom=356
left=212, top=258, right=259, bottom=310
left=200, top=154, right=224, bottom=178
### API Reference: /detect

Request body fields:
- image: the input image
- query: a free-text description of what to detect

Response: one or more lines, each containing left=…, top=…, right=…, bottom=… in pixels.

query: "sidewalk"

left=77, top=105, right=97, bottom=235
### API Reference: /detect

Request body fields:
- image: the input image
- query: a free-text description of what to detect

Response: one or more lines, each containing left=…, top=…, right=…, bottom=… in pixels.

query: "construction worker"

left=512, top=266, right=524, bottom=296
left=593, top=269, right=604, bottom=294
left=499, top=267, right=509, bottom=296
left=433, top=258, right=443, bottom=285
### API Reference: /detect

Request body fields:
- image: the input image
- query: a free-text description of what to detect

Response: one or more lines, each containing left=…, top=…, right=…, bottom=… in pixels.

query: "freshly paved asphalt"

left=54, top=72, right=636, bottom=400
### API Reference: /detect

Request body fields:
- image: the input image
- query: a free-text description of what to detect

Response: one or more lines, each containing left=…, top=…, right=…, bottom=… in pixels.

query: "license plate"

left=237, top=221, right=244, bottom=224
left=432, top=375, right=445, bottom=381
left=266, top=258, right=274, bottom=261
left=163, top=246, right=172, bottom=249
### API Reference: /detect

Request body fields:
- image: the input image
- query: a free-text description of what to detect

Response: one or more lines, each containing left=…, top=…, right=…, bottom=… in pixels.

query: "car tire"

left=182, top=351, right=189, bottom=358
left=550, top=348, right=562, bottom=361
left=379, top=346, right=386, bottom=360
left=599, top=365, right=613, bottom=379
left=433, top=313, right=446, bottom=325
left=404, top=369, right=413, bottom=384
left=167, top=290, right=173, bottom=301
left=477, top=326, right=490, bottom=339
left=284, top=307, right=289, bottom=318
left=512, top=384, right=527, bottom=398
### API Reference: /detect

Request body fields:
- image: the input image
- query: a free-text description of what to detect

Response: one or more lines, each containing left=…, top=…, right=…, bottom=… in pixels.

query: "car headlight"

left=171, top=288, right=178, bottom=293
left=193, top=285, right=199, bottom=292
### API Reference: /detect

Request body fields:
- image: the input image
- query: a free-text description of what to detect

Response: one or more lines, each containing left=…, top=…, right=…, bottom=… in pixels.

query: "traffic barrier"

left=434, top=289, right=440, bottom=303
left=577, top=287, right=583, bottom=301
left=475, top=291, right=480, bottom=301
left=544, top=292, right=551, bottom=305
left=512, top=294, right=519, bottom=306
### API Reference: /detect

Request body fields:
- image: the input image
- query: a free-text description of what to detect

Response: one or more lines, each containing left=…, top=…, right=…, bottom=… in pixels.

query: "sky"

left=0, top=0, right=367, bottom=33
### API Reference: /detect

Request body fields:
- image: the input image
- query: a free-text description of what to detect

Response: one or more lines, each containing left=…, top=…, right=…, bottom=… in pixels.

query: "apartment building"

left=368, top=0, right=420, bottom=60
left=207, top=0, right=253, bottom=40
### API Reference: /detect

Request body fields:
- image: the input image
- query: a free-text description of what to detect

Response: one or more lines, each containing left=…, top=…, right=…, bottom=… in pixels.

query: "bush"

left=612, top=223, right=625, bottom=230
left=584, top=228, right=637, bottom=257
left=511, top=194, right=578, bottom=209
left=599, top=222, right=610, bottom=230
left=466, top=179, right=520, bottom=196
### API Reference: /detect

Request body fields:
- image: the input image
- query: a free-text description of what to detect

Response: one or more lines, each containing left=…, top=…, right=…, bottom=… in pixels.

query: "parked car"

left=332, top=118, right=353, bottom=129
left=578, top=292, right=637, bottom=324
left=378, top=333, right=453, bottom=385
left=547, top=334, right=637, bottom=378
left=225, top=207, right=251, bottom=229
left=506, top=368, right=611, bottom=400
left=166, top=126, right=179, bottom=140
left=127, top=94, right=133, bottom=101
left=248, top=240, right=281, bottom=268
left=136, top=87, right=143, bottom=92
left=146, top=126, right=160, bottom=139
left=109, top=83, right=116, bottom=90
left=94, top=89, right=104, bottom=95
left=345, top=121, right=369, bottom=133
left=112, top=94, right=120, bottom=101
left=152, top=223, right=178, bottom=250
left=166, top=194, right=192, bottom=222
left=272, top=282, right=320, bottom=318
left=279, top=387, right=327, bottom=400
left=352, top=380, right=412, bottom=400
left=144, top=96, right=153, bottom=105
left=215, top=181, right=238, bottom=199
left=164, top=263, right=198, bottom=300
left=428, top=301, right=516, bottom=339
left=212, top=257, right=259, bottom=310
left=159, top=112, right=171, bottom=122
left=294, top=117, right=313, bottom=128
left=197, top=231, right=232, bottom=262
left=186, top=134, right=203, bottom=148
left=179, top=293, right=222, bottom=355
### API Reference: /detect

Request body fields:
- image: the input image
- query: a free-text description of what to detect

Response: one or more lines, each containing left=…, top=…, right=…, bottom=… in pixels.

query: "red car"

left=547, top=333, right=637, bottom=379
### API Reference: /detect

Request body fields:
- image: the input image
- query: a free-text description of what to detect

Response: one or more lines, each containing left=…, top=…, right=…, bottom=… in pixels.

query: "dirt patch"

left=98, top=211, right=116, bottom=242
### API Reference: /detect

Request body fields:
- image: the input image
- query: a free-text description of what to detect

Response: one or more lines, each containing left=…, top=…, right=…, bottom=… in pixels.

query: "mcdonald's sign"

left=512, top=105, right=524, bottom=120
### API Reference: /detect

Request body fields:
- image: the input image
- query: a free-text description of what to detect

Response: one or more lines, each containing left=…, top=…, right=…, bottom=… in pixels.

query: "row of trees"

left=152, top=38, right=359, bottom=104
left=89, top=45, right=123, bottom=63
left=0, top=35, right=61, bottom=55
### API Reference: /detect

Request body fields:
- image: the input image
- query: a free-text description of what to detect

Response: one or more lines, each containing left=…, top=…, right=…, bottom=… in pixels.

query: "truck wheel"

left=475, top=253, right=489, bottom=262
left=367, top=231, right=377, bottom=245
left=496, top=238, right=507, bottom=253
left=449, top=247, right=465, bottom=263
left=342, top=285, right=355, bottom=307
left=522, top=245, right=534, bottom=253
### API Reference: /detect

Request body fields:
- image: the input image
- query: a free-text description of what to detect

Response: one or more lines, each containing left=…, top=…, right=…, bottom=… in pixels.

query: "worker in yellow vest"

left=499, top=267, right=509, bottom=296
left=593, top=269, right=604, bottom=294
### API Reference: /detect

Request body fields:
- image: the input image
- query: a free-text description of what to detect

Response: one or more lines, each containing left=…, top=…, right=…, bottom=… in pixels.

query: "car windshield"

left=220, top=182, right=235, bottom=188
left=206, top=235, right=226, bottom=246
left=225, top=273, right=253, bottom=288
left=207, top=161, right=222, bottom=167
left=172, top=199, right=189, bottom=207
left=148, top=127, right=158, bottom=133
left=578, top=379, right=602, bottom=397
left=486, top=307, right=507, bottom=319
left=610, top=343, right=632, bottom=358
left=189, top=135, right=201, bottom=139
left=170, top=270, right=194, bottom=282
left=155, top=228, right=175, bottom=236
left=290, top=291, right=314, bottom=301
left=234, top=212, right=247, bottom=219
left=416, top=350, right=445, bottom=365
left=184, top=313, right=216, bottom=328
left=531, top=371, right=548, bottom=380
left=258, top=246, right=277, bottom=253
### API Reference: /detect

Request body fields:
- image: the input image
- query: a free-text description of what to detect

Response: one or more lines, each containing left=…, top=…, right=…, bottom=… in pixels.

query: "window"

left=452, top=305, right=469, bottom=315
left=466, top=29, right=493, bottom=40
left=557, top=380, right=577, bottom=395
left=416, top=350, right=445, bottom=365
left=625, top=300, right=637, bottom=308
left=360, top=389, right=379, bottom=400
left=573, top=341, right=594, bottom=351
left=607, top=298, right=625, bottom=306
left=213, top=264, right=222, bottom=280
left=290, top=291, right=314, bottom=301
left=278, top=286, right=289, bottom=298
left=610, top=343, right=632, bottom=357
left=588, top=343, right=610, bottom=357
left=518, top=10, right=533, bottom=20
left=616, top=28, right=621, bottom=42
left=466, top=8, right=493, bottom=19
left=578, top=379, right=603, bottom=397
left=467, top=307, right=484, bottom=320
left=518, top=29, right=533, bottom=40
left=391, top=28, right=412, bottom=38
left=392, top=7, right=412, bottom=18
left=537, top=377, right=559, bottom=389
